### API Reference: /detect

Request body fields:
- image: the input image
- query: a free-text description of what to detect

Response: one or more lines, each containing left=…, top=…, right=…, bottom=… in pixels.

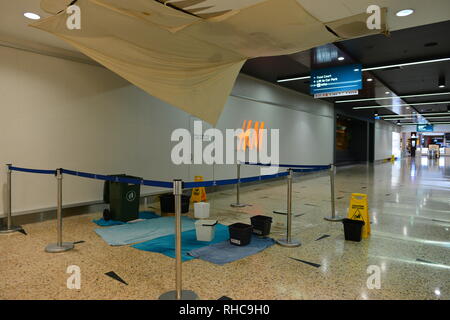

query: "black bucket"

left=159, top=194, right=190, bottom=214
left=342, top=218, right=365, bottom=242
left=250, top=215, right=273, bottom=236
left=229, top=223, right=252, bottom=246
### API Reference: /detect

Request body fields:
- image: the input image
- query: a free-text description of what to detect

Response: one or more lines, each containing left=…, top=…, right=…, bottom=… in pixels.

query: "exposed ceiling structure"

left=1, top=0, right=449, bottom=60
left=243, top=18, right=450, bottom=126
left=0, top=1, right=449, bottom=126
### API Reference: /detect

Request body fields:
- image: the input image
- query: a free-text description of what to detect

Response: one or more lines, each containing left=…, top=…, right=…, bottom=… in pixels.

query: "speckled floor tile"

left=1, top=158, right=449, bottom=299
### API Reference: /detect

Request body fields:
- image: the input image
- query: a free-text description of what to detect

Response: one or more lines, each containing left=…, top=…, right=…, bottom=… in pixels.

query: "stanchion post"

left=159, top=179, right=198, bottom=300
left=276, top=169, right=301, bottom=247
left=230, top=162, right=247, bottom=207
left=324, top=164, right=343, bottom=222
left=0, top=164, right=23, bottom=234
left=45, top=169, right=74, bottom=253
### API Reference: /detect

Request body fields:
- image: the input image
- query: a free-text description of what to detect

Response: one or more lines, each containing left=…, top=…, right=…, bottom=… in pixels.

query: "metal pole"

left=324, top=164, right=343, bottom=222
left=45, top=169, right=74, bottom=253
left=276, top=169, right=301, bottom=247
left=159, top=179, right=198, bottom=300
left=0, top=164, right=22, bottom=234
left=174, top=180, right=182, bottom=299
left=230, top=162, right=247, bottom=207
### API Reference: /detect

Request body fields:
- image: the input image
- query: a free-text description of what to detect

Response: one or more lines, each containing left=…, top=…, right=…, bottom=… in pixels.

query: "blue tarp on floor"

left=188, top=235, right=275, bottom=265
left=95, top=216, right=196, bottom=246
left=93, top=211, right=160, bottom=227
left=132, top=224, right=230, bottom=261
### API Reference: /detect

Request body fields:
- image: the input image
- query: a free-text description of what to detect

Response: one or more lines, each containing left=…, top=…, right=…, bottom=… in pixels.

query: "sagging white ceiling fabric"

left=35, top=0, right=387, bottom=125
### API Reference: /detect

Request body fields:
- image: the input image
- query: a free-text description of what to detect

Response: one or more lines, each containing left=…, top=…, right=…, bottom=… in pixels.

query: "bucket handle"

left=202, top=221, right=218, bottom=227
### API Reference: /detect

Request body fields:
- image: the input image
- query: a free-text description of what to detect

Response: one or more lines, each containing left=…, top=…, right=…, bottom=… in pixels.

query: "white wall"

left=0, top=45, right=334, bottom=217
left=374, top=120, right=401, bottom=161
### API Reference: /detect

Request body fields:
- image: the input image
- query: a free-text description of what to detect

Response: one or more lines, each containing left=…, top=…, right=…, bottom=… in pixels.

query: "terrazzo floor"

left=1, top=157, right=449, bottom=300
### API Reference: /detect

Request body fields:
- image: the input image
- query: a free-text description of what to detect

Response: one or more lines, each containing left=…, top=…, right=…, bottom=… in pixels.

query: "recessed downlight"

left=367, top=78, right=373, bottom=82
left=396, top=9, right=414, bottom=17
left=24, top=12, right=41, bottom=20
left=439, top=75, right=446, bottom=88
left=385, top=91, right=390, bottom=95
left=338, top=56, right=345, bottom=61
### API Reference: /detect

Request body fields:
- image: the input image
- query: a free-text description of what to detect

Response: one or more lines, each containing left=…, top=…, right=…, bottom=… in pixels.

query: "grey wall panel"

left=0, top=46, right=334, bottom=216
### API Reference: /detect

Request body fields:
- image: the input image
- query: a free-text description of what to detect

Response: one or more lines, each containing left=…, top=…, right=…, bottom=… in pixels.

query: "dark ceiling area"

left=241, top=19, right=450, bottom=125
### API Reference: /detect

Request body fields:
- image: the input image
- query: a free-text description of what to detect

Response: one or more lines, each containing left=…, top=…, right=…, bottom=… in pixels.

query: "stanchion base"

left=159, top=290, right=199, bottom=300
left=324, top=216, right=344, bottom=222
left=276, top=238, right=301, bottom=247
left=0, top=225, right=23, bottom=234
left=230, top=203, right=247, bottom=208
left=45, top=242, right=74, bottom=253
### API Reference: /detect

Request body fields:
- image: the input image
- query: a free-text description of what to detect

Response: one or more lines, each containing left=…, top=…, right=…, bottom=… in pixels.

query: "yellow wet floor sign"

left=347, top=193, right=370, bottom=238
left=191, top=176, right=207, bottom=203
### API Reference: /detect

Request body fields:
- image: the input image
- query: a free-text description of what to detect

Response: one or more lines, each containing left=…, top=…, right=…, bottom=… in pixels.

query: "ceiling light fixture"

left=362, top=57, right=450, bottom=72
left=336, top=92, right=450, bottom=103
left=277, top=58, right=450, bottom=83
left=353, top=101, right=450, bottom=110
left=385, top=91, right=390, bottom=95
left=277, top=75, right=310, bottom=83
left=24, top=12, right=41, bottom=20
left=396, top=9, right=414, bottom=17
left=439, top=75, right=446, bottom=88
left=380, top=112, right=450, bottom=118
left=338, top=56, right=345, bottom=61
left=367, top=78, right=373, bottom=82
left=402, top=122, right=450, bottom=125
left=386, top=116, right=450, bottom=121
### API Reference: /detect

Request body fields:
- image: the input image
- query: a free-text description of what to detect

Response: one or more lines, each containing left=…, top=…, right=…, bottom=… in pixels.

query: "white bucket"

left=195, top=219, right=217, bottom=242
left=194, top=202, right=210, bottom=219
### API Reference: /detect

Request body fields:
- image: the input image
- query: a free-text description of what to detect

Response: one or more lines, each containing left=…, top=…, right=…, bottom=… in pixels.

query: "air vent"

left=424, top=42, right=438, bottom=47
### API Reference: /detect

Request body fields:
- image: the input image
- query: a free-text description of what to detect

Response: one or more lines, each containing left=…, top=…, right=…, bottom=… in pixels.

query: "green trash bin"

left=104, top=174, right=142, bottom=222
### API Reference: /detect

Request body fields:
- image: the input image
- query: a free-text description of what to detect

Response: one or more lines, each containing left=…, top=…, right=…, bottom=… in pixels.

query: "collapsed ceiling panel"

left=34, top=0, right=387, bottom=125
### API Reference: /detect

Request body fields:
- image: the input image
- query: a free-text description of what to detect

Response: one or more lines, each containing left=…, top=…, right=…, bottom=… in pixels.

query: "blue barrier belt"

left=292, top=167, right=328, bottom=173
left=61, top=169, right=173, bottom=189
left=183, top=170, right=289, bottom=189
left=243, top=162, right=331, bottom=170
left=9, top=162, right=328, bottom=191
left=9, top=166, right=56, bottom=175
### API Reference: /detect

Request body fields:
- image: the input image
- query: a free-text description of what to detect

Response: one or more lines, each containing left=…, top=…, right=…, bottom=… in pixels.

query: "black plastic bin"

left=103, top=174, right=142, bottom=222
left=229, top=223, right=252, bottom=246
left=250, top=215, right=272, bottom=236
left=342, top=218, right=365, bottom=242
left=159, top=194, right=191, bottom=214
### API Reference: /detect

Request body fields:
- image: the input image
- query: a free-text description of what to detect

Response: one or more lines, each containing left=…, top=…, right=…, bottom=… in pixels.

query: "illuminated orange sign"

left=238, top=120, right=265, bottom=151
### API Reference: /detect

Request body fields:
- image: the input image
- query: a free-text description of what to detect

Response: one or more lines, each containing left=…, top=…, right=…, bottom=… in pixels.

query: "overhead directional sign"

left=311, top=64, right=362, bottom=98
left=417, top=124, right=434, bottom=132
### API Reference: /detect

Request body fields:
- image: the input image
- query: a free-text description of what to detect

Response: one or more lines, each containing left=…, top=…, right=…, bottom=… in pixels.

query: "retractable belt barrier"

left=243, top=162, right=331, bottom=170
left=5, top=161, right=333, bottom=300
left=233, top=162, right=334, bottom=247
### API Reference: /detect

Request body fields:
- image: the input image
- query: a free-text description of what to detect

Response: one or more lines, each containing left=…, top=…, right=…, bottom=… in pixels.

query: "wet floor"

left=0, top=157, right=448, bottom=299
